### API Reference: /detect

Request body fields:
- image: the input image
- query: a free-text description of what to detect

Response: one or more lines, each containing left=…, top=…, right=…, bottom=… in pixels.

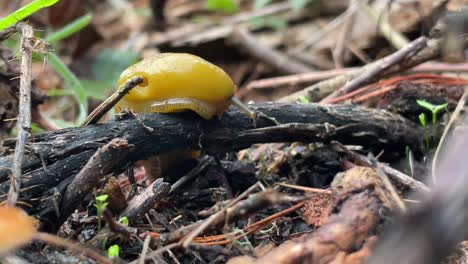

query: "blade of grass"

left=0, top=0, right=59, bottom=30
left=45, top=13, right=92, bottom=44
left=47, top=52, right=87, bottom=124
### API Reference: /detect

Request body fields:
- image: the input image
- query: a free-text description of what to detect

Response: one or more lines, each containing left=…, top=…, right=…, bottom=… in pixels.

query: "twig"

left=246, top=67, right=357, bottom=90
left=332, top=0, right=356, bottom=68
left=82, top=76, right=144, bottom=126
left=35, top=232, right=111, bottom=264
left=130, top=242, right=179, bottom=264
left=181, top=182, right=260, bottom=248
left=228, top=28, right=314, bottom=74
left=7, top=23, right=33, bottom=206
left=59, top=138, right=131, bottom=224
left=138, top=235, right=151, bottom=264
left=193, top=200, right=305, bottom=245
left=280, top=37, right=454, bottom=103
left=122, top=178, right=171, bottom=223
left=332, top=141, right=430, bottom=192
left=169, top=156, right=213, bottom=194
left=321, top=36, right=427, bottom=103
left=246, top=63, right=468, bottom=92
left=148, top=2, right=291, bottom=46
left=370, top=156, right=407, bottom=213
left=278, top=182, right=332, bottom=194
left=291, top=2, right=358, bottom=53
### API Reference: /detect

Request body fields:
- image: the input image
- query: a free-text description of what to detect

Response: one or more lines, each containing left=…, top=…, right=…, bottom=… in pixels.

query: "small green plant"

left=418, top=112, right=427, bottom=127
left=107, top=244, right=120, bottom=258
left=205, top=0, right=239, bottom=13
left=419, top=113, right=429, bottom=150
left=94, top=194, right=108, bottom=232
left=416, top=100, right=448, bottom=125
left=118, top=216, right=129, bottom=226
left=417, top=99, right=448, bottom=150
left=297, top=95, right=310, bottom=104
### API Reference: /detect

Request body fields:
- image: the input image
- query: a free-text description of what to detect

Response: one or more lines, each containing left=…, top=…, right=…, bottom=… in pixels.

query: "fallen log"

left=0, top=103, right=420, bottom=227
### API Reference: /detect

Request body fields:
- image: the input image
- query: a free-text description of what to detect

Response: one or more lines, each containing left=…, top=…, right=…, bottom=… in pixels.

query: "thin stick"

left=130, top=243, right=179, bottom=264
left=81, top=76, right=144, bottom=126
left=229, top=28, right=314, bottom=74
left=432, top=86, right=468, bottom=183
left=321, top=36, right=427, bottom=103
left=8, top=23, right=33, bottom=206
left=278, top=182, right=332, bottom=194
left=35, top=232, right=111, bottom=264
left=247, top=63, right=468, bottom=91
left=181, top=182, right=260, bottom=248
left=138, top=235, right=151, bottom=264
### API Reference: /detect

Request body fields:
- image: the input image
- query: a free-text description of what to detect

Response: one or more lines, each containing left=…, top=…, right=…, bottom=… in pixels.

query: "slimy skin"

left=115, top=53, right=237, bottom=119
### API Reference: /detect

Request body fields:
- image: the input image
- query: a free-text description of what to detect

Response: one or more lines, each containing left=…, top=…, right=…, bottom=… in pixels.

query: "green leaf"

left=205, top=0, right=239, bottom=14
left=0, top=0, right=59, bottom=31
left=47, top=88, right=75, bottom=97
left=47, top=52, right=88, bottom=125
left=297, top=95, right=310, bottom=104
left=416, top=99, right=436, bottom=112
left=31, top=123, right=46, bottom=134
left=45, top=13, right=92, bottom=44
left=433, top=103, right=448, bottom=115
left=288, top=0, right=315, bottom=11
left=96, top=194, right=108, bottom=202
left=107, top=244, right=120, bottom=258
left=250, top=16, right=287, bottom=31
left=118, top=216, right=129, bottom=226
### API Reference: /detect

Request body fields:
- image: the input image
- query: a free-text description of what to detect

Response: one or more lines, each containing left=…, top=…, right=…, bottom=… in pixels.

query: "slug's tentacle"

left=230, top=97, right=256, bottom=119
left=151, top=98, right=217, bottom=120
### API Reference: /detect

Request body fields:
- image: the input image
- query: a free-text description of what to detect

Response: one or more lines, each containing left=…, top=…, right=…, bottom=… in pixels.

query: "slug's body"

left=115, top=53, right=237, bottom=119
left=115, top=53, right=254, bottom=179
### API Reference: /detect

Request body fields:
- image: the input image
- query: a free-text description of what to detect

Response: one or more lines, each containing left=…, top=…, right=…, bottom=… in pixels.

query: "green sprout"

left=0, top=0, right=59, bottom=31
left=107, top=244, right=120, bottom=258
left=416, top=99, right=448, bottom=125
left=118, top=216, right=129, bottom=226
left=418, top=112, right=427, bottom=127
left=297, top=95, right=310, bottom=104
left=417, top=99, right=448, bottom=150
left=418, top=113, right=429, bottom=151
left=205, top=0, right=239, bottom=13
left=94, top=194, right=108, bottom=232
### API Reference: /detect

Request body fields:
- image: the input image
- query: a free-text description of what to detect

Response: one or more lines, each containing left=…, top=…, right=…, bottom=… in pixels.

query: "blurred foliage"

left=0, top=0, right=59, bottom=30
left=205, top=0, right=239, bottom=13
left=81, top=48, right=139, bottom=100
left=45, top=14, right=92, bottom=44
left=251, top=0, right=315, bottom=31
left=288, top=0, right=316, bottom=11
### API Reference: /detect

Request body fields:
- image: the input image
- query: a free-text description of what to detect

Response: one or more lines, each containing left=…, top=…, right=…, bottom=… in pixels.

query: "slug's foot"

left=151, top=98, right=217, bottom=120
